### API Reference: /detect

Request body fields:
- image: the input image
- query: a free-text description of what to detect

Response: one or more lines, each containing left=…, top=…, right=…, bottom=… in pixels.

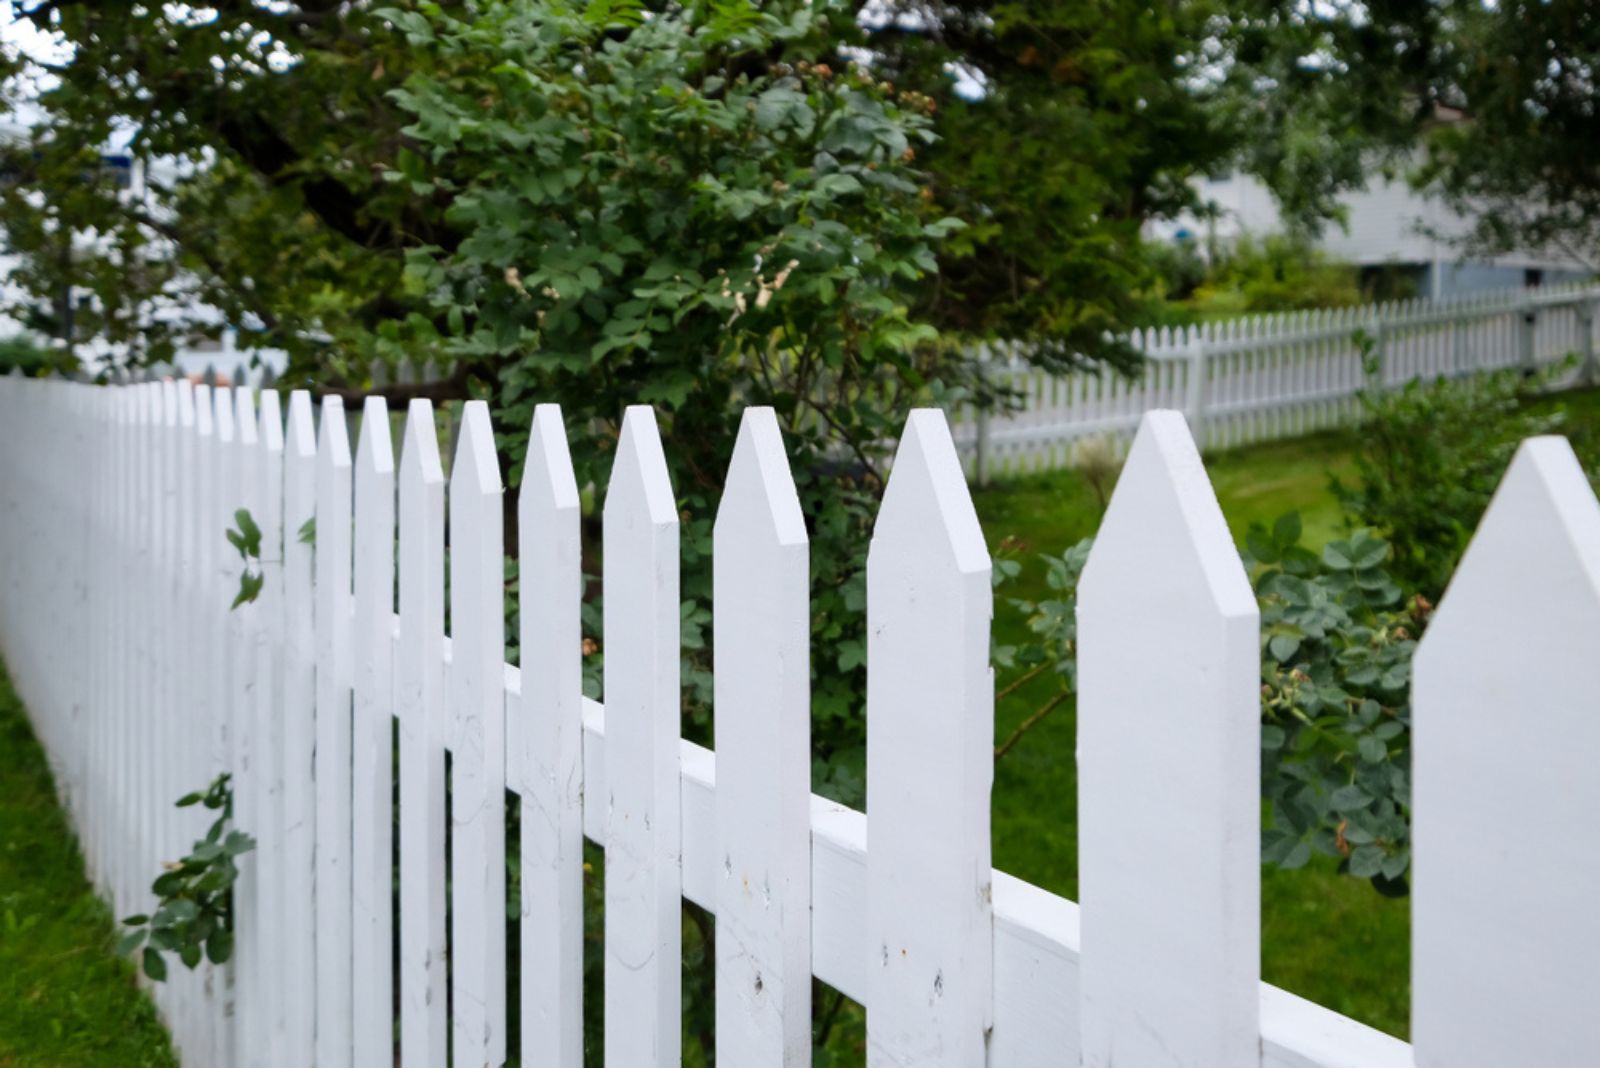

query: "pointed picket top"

left=401, top=399, right=445, bottom=489
left=1080, top=410, right=1253, bottom=616
left=1412, top=435, right=1600, bottom=1067
left=718, top=406, right=806, bottom=550
left=1077, top=409, right=1258, bottom=1067
left=519, top=403, right=580, bottom=526
left=357, top=396, right=395, bottom=477
left=869, top=408, right=987, bottom=577
left=606, top=404, right=676, bottom=528
left=318, top=395, right=351, bottom=469
left=451, top=399, right=501, bottom=498
left=285, top=390, right=315, bottom=460
left=865, top=408, right=991, bottom=1066
left=714, top=407, right=810, bottom=1065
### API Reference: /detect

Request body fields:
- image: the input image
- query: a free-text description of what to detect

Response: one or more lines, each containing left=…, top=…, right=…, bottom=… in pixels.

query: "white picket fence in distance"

left=5, top=369, right=1600, bottom=1066
left=957, top=281, right=1600, bottom=479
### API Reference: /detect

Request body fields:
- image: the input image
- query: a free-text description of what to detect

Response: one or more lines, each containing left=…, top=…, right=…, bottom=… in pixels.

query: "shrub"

left=1333, top=353, right=1566, bottom=600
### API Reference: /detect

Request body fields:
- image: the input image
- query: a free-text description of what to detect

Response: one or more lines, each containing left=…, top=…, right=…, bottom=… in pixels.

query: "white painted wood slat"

left=1077, top=409, right=1260, bottom=1067
left=714, top=407, right=811, bottom=1066
left=449, top=400, right=508, bottom=1067
left=398, top=399, right=449, bottom=1068
left=865, top=409, right=993, bottom=1067
left=280, top=390, right=319, bottom=1064
left=314, top=395, right=355, bottom=1065
left=352, top=396, right=397, bottom=1065
left=603, top=405, right=682, bottom=1068
left=517, top=403, right=585, bottom=1068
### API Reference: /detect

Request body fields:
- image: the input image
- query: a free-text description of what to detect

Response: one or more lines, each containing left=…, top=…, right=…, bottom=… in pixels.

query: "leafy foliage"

left=1247, top=515, right=1420, bottom=896
left=118, top=774, right=255, bottom=981
left=1412, top=0, right=1600, bottom=267
left=380, top=0, right=971, bottom=803
left=1333, top=354, right=1567, bottom=600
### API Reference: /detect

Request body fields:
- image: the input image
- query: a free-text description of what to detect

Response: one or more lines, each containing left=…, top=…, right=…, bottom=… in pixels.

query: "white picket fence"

left=958, top=281, right=1600, bottom=480
left=2, top=369, right=1598, bottom=1067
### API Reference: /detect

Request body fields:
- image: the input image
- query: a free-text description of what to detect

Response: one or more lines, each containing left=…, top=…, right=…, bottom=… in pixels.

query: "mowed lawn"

left=0, top=654, right=175, bottom=1068
left=976, top=427, right=1407, bottom=1036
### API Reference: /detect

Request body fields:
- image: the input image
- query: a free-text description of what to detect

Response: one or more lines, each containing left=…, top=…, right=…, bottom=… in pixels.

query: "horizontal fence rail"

left=956, top=281, right=1600, bottom=481
left=2, top=370, right=1597, bottom=1065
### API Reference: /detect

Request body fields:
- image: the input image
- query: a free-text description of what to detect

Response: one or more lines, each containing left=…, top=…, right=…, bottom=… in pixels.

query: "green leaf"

left=206, top=929, right=234, bottom=965
left=1358, top=734, right=1387, bottom=764
left=234, top=508, right=260, bottom=544
left=1260, top=724, right=1287, bottom=750
left=116, top=928, right=147, bottom=956
left=1272, top=512, right=1302, bottom=549
left=1267, top=633, right=1301, bottom=662
left=121, top=913, right=150, bottom=926
left=297, top=517, right=316, bottom=545
left=1348, top=844, right=1385, bottom=879
left=1330, top=783, right=1373, bottom=810
left=179, top=942, right=202, bottom=970
left=231, top=570, right=265, bottom=610
left=143, top=947, right=168, bottom=982
left=224, top=830, right=257, bottom=856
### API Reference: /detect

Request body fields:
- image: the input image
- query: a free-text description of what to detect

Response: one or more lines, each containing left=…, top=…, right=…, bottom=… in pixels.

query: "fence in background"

left=3, top=371, right=1598, bottom=1066
left=958, top=281, right=1600, bottom=481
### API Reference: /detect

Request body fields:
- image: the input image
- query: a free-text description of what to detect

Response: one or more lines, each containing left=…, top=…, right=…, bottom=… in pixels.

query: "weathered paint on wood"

left=517, top=403, right=585, bottom=1068
left=603, top=406, right=682, bottom=1068
left=865, top=409, right=993, bottom=1067
left=398, top=399, right=448, bottom=1068
left=448, top=400, right=507, bottom=1067
left=714, top=407, right=812, bottom=1066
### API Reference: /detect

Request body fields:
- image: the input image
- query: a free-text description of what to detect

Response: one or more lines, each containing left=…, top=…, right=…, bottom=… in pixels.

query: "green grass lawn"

left=975, top=426, right=1412, bottom=1036
left=0, top=655, right=175, bottom=1067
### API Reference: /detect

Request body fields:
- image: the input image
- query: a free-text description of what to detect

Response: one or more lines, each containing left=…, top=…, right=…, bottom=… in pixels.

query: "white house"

left=1157, top=166, right=1593, bottom=300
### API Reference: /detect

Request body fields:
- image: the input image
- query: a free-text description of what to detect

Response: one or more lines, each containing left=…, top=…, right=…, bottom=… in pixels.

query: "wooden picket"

left=713, top=407, right=811, bottom=1066
left=603, top=405, right=683, bottom=1068
left=449, top=400, right=508, bottom=1067
left=8, top=374, right=1600, bottom=1067
left=866, top=410, right=993, bottom=1066
left=397, top=398, right=449, bottom=1068
left=1078, top=411, right=1260, bottom=1065
left=351, top=397, right=395, bottom=1065
left=517, top=403, right=585, bottom=1068
left=1412, top=436, right=1600, bottom=1067
left=313, top=396, right=354, bottom=1066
